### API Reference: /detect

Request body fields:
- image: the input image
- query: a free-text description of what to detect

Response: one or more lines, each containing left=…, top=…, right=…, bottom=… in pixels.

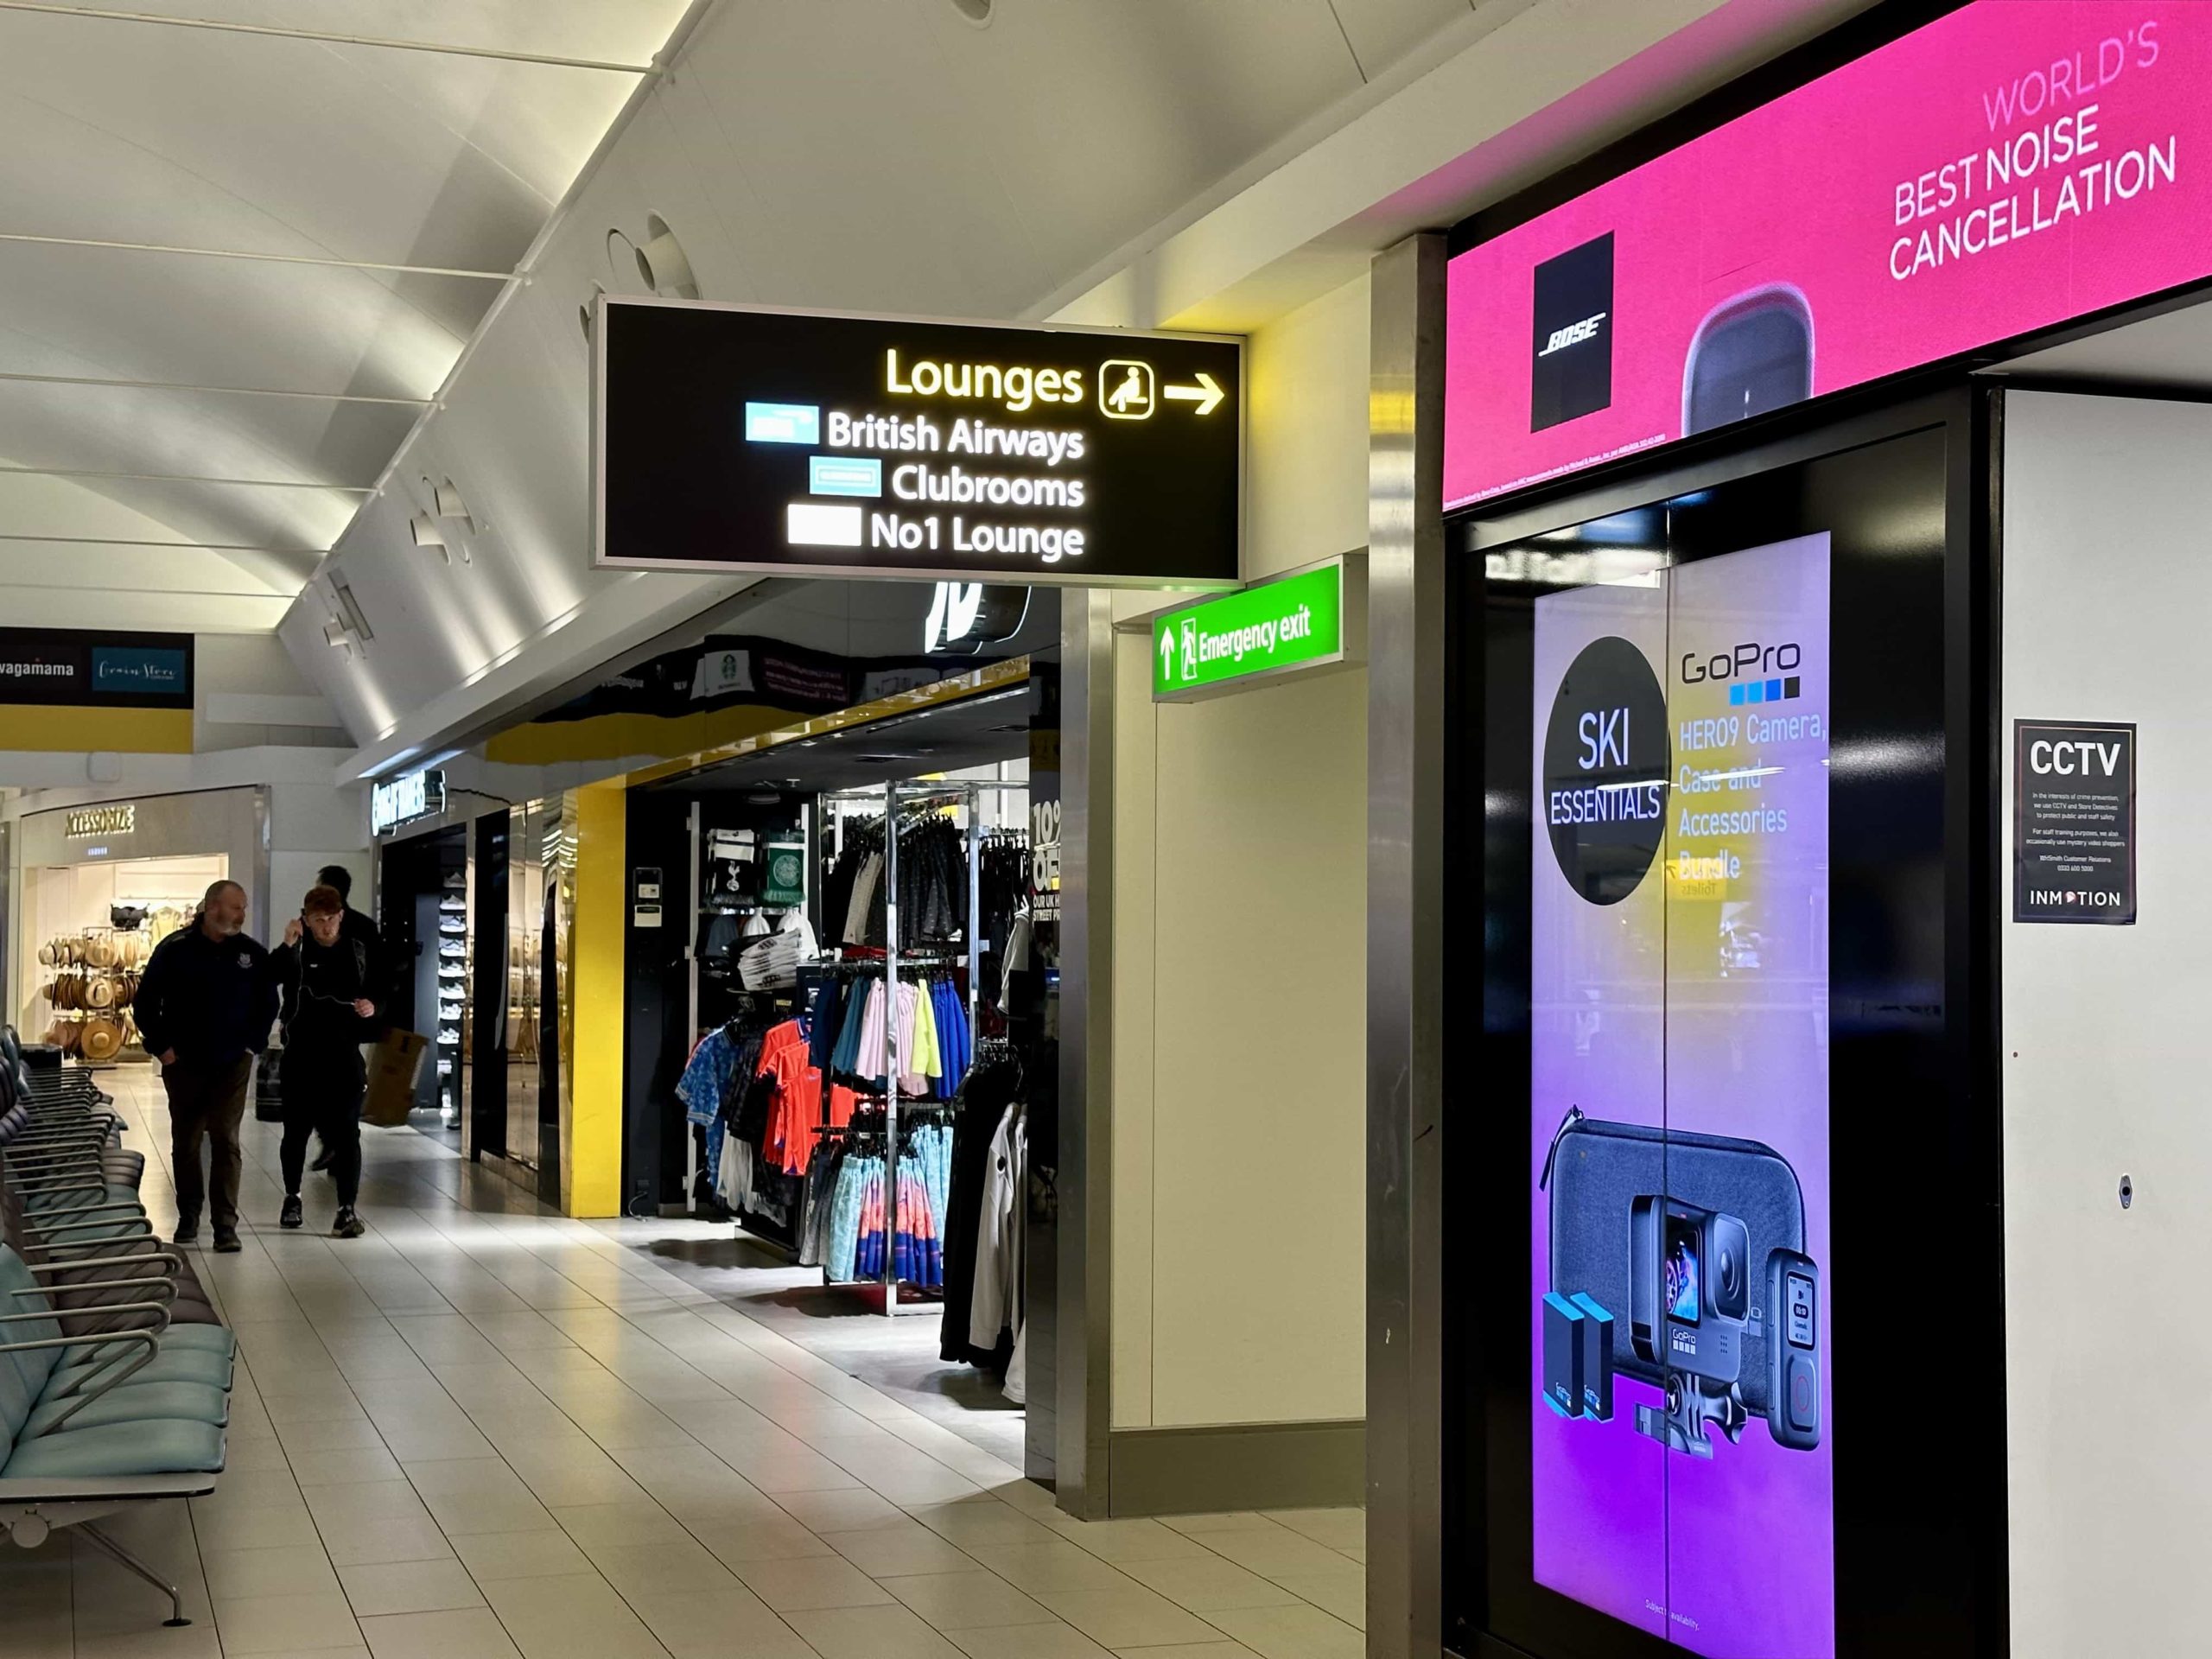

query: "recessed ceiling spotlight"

left=948, top=0, right=993, bottom=23
left=606, top=230, right=640, bottom=288
left=636, top=213, right=698, bottom=300
left=434, top=479, right=474, bottom=531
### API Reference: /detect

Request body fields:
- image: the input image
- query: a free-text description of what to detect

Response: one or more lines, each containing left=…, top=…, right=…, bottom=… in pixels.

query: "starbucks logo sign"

left=1541, top=636, right=1669, bottom=905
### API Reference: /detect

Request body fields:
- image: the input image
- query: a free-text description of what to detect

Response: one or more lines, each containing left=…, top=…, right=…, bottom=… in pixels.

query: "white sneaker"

left=437, top=1027, right=461, bottom=1044
left=439, top=941, right=465, bottom=958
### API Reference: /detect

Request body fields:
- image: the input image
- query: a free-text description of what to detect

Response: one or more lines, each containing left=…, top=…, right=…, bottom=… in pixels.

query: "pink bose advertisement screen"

left=1444, top=2, right=2212, bottom=509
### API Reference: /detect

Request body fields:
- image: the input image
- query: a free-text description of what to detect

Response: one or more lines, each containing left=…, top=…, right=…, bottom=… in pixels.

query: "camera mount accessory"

left=1764, top=1248, right=1821, bottom=1451
left=1635, top=1372, right=1747, bottom=1459
left=1542, top=1292, right=1587, bottom=1419
left=1569, top=1292, right=1615, bottom=1421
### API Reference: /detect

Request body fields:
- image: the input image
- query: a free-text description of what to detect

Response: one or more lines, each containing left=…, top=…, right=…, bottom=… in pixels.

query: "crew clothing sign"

left=2014, top=719, right=2136, bottom=924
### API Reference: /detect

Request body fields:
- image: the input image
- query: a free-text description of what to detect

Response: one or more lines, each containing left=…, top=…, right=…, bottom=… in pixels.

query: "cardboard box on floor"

left=363, top=1030, right=428, bottom=1127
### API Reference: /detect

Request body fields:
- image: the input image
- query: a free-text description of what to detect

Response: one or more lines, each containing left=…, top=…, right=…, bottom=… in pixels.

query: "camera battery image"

left=1542, top=1292, right=1587, bottom=1419
left=1570, top=1293, right=1615, bottom=1421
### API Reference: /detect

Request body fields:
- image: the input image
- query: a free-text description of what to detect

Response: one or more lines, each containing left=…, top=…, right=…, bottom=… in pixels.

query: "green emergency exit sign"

left=1150, top=557, right=1358, bottom=702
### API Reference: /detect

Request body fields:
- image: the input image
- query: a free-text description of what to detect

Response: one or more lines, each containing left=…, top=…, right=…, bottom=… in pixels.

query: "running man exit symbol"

left=1101, top=359, right=1155, bottom=419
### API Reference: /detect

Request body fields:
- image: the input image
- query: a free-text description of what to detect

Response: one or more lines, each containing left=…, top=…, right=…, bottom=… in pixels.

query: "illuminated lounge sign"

left=1445, top=2, right=2212, bottom=508
left=593, top=296, right=1242, bottom=588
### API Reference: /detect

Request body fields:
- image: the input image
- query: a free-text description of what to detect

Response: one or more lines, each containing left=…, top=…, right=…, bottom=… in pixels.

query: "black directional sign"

left=592, top=296, right=1242, bottom=588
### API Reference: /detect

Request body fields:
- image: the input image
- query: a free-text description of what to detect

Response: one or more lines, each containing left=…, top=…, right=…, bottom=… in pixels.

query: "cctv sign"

left=2013, top=719, right=2135, bottom=925
left=592, top=296, right=1241, bottom=588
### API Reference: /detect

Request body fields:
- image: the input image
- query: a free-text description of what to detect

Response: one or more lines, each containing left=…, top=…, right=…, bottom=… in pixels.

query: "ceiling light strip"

left=0, top=2, right=660, bottom=73
left=0, top=533, right=328, bottom=551
left=0, top=232, right=511, bottom=282
left=0, top=462, right=374, bottom=492
left=0, top=369, right=429, bottom=405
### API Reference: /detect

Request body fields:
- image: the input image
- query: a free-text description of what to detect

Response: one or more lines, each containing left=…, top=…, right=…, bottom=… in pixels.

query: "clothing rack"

left=813, top=775, right=1026, bottom=1317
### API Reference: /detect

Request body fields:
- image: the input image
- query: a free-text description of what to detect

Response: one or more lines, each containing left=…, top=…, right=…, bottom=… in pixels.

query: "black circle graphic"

left=1542, top=635, right=1669, bottom=905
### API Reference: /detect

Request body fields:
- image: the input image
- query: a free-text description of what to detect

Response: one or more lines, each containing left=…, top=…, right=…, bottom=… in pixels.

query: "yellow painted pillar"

left=557, top=779, right=626, bottom=1217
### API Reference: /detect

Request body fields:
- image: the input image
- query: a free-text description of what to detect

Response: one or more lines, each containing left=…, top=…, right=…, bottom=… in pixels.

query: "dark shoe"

left=310, top=1146, right=334, bottom=1173
left=280, top=1196, right=303, bottom=1230
left=331, top=1208, right=365, bottom=1240
left=213, top=1230, right=242, bottom=1254
left=172, top=1217, right=199, bottom=1245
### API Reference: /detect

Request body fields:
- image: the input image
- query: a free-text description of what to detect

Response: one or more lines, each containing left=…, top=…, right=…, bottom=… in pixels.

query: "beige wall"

left=1109, top=275, right=1370, bottom=1430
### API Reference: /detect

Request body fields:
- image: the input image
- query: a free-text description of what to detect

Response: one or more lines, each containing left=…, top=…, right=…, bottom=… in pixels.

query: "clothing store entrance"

left=614, top=663, right=1053, bottom=1471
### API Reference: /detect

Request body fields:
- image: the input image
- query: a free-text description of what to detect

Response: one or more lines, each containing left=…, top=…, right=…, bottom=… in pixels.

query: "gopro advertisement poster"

left=1445, top=2, right=2212, bottom=506
left=1532, top=535, right=1833, bottom=1656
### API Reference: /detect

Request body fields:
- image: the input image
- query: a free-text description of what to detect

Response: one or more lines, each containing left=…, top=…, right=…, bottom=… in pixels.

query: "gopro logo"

left=1539, top=314, right=1608, bottom=356
left=1669, top=1329, right=1697, bottom=1357
left=1530, top=233, right=1615, bottom=431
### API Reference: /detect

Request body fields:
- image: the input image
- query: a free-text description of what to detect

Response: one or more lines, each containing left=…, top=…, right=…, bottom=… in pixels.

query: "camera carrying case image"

left=1541, top=1105, right=1807, bottom=1414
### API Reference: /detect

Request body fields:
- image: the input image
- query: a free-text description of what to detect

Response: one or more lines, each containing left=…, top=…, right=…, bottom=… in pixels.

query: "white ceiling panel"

left=0, top=244, right=490, bottom=396
left=96, top=1, right=679, bottom=65
left=909, top=0, right=1363, bottom=281
left=1329, top=0, right=1484, bottom=79
left=0, top=380, right=420, bottom=499
left=0, top=0, right=690, bottom=635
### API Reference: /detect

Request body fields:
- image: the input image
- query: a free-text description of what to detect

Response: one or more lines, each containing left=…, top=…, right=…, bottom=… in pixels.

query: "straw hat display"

left=79, top=1016, right=122, bottom=1062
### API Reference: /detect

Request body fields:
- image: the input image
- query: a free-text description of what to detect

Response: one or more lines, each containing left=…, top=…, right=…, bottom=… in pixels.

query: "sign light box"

left=372, top=768, right=447, bottom=838
left=1445, top=2, right=2212, bottom=508
left=1150, top=558, right=1361, bottom=702
left=594, top=297, right=1243, bottom=588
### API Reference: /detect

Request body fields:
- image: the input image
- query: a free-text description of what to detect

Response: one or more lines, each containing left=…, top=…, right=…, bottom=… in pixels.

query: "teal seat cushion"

left=22, top=1379, right=228, bottom=1437
left=35, top=1220, right=152, bottom=1246
left=157, top=1327, right=234, bottom=1358
left=1, top=1415, right=224, bottom=1478
left=53, top=1347, right=230, bottom=1394
left=26, top=1184, right=138, bottom=1209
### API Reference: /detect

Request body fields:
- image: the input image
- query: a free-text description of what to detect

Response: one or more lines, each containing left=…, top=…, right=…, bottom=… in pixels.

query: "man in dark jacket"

left=135, top=879, right=279, bottom=1253
left=308, top=864, right=386, bottom=1172
left=315, top=863, right=388, bottom=1013
left=270, top=885, right=378, bottom=1238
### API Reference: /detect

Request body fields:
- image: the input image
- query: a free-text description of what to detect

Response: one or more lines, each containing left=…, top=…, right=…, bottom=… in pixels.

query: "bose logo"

left=2027, top=738, right=2121, bottom=778
left=1538, top=313, right=1608, bottom=356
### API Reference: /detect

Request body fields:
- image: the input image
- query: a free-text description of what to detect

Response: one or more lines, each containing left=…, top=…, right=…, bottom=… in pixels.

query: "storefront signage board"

left=372, top=768, right=447, bottom=838
left=1446, top=3, right=2212, bottom=508
left=1148, top=558, right=1362, bottom=703
left=593, top=296, right=1241, bottom=588
left=65, top=804, right=136, bottom=839
left=2013, top=718, right=2135, bottom=923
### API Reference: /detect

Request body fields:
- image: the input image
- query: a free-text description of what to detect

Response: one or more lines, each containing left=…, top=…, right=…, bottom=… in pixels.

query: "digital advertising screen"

left=1446, top=2, right=2212, bottom=507
left=1532, top=535, right=1833, bottom=1656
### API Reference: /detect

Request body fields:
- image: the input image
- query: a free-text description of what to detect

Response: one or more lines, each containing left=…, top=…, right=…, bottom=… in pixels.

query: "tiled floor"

left=1, top=1069, right=1366, bottom=1659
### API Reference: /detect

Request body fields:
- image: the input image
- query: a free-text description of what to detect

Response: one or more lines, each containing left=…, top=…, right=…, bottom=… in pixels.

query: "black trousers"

left=279, top=1047, right=365, bottom=1209
left=162, top=1054, right=252, bottom=1230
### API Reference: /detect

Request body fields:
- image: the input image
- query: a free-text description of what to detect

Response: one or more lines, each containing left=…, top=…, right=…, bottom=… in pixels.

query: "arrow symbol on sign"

left=1163, top=372, right=1225, bottom=416
left=1158, top=630, right=1176, bottom=679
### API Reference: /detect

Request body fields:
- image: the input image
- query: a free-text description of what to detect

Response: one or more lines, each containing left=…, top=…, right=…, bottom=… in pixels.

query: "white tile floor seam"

left=2, top=1070, right=1367, bottom=1659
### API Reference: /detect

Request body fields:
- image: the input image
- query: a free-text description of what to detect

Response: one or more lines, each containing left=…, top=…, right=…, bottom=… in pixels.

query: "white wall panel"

left=2002, top=391, right=2212, bottom=1659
